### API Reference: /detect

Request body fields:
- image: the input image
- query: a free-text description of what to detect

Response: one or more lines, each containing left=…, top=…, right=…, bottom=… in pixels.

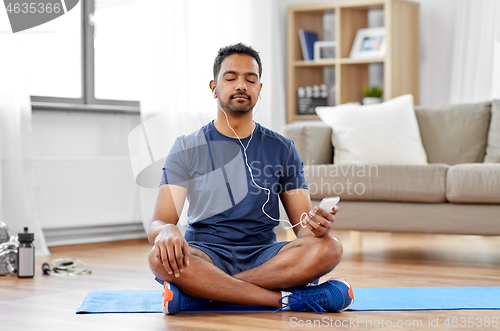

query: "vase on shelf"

left=362, top=97, right=383, bottom=105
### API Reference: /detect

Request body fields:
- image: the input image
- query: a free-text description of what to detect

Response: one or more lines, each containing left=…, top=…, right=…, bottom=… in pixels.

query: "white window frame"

left=31, top=0, right=139, bottom=114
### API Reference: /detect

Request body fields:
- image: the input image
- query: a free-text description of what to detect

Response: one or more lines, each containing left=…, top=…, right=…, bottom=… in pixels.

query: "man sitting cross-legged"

left=148, top=43, right=354, bottom=314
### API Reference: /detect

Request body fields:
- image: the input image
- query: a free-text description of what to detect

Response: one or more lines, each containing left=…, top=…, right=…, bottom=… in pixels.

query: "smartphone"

left=317, top=196, right=340, bottom=212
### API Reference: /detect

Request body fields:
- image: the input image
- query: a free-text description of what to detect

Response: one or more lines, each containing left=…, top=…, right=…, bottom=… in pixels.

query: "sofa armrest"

left=282, top=122, right=333, bottom=165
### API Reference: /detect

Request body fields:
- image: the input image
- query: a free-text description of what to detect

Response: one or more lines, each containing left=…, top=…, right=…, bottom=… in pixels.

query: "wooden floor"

left=1, top=230, right=500, bottom=331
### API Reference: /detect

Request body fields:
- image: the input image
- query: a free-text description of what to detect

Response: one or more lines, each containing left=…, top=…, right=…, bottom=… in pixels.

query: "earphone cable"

left=218, top=104, right=309, bottom=229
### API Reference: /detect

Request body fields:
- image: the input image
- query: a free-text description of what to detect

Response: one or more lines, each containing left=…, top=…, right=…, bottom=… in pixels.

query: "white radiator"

left=34, top=157, right=147, bottom=246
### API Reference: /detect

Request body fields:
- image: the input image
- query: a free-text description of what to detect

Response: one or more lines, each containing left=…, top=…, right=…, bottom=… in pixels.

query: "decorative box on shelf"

left=297, top=85, right=328, bottom=115
left=297, top=96, right=327, bottom=115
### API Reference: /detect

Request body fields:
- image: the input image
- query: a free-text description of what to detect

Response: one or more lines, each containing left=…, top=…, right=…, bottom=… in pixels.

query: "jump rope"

left=213, top=88, right=312, bottom=230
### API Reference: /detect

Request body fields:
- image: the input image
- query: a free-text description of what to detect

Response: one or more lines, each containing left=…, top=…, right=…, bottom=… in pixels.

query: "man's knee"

left=148, top=247, right=187, bottom=283
left=321, top=235, right=343, bottom=264
left=311, top=235, right=343, bottom=270
left=148, top=245, right=214, bottom=283
left=148, top=247, right=167, bottom=281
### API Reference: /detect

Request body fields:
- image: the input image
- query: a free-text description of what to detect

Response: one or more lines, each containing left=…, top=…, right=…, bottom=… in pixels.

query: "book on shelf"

left=322, top=12, right=335, bottom=42
left=298, top=29, right=319, bottom=61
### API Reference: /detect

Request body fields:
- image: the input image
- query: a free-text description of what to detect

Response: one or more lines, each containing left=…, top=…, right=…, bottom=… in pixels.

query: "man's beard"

left=218, top=92, right=255, bottom=114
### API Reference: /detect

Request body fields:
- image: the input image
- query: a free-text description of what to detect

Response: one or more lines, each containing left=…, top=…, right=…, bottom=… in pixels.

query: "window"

left=93, top=0, right=141, bottom=102
left=22, top=1, right=82, bottom=100
left=29, top=0, right=140, bottom=112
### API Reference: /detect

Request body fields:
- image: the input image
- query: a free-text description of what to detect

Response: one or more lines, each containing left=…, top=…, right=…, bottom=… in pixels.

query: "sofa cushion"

left=484, top=100, right=500, bottom=163
left=316, top=94, right=428, bottom=165
left=446, top=164, right=500, bottom=203
left=282, top=122, right=332, bottom=165
left=414, top=102, right=491, bottom=165
left=304, top=164, right=448, bottom=202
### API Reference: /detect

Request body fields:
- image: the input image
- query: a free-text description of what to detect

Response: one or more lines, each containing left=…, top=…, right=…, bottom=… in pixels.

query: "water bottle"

left=17, top=227, right=34, bottom=278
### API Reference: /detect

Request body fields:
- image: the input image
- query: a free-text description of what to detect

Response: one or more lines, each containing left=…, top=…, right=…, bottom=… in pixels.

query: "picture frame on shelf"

left=314, top=41, right=337, bottom=61
left=350, top=27, right=386, bottom=59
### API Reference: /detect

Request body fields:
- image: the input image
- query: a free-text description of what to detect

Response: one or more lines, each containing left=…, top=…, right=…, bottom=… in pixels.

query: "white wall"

left=418, top=0, right=457, bottom=107
left=32, top=111, right=142, bottom=234
left=32, top=111, right=139, bottom=158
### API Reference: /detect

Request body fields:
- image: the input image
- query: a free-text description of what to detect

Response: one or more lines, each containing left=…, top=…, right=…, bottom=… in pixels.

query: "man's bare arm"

left=148, top=184, right=187, bottom=242
left=148, top=184, right=188, bottom=278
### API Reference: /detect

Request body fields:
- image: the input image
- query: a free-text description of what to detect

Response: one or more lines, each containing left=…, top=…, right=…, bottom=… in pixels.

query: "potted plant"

left=362, top=86, right=383, bottom=105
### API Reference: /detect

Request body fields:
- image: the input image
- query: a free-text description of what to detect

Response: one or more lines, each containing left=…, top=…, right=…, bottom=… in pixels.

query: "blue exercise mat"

left=77, top=290, right=162, bottom=314
left=350, top=287, right=500, bottom=311
left=76, top=287, right=500, bottom=314
left=76, top=290, right=274, bottom=313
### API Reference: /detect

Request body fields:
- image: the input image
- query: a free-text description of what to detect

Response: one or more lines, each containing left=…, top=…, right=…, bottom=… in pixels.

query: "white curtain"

left=132, top=0, right=279, bottom=233
left=0, top=35, right=50, bottom=257
left=449, top=0, right=500, bottom=104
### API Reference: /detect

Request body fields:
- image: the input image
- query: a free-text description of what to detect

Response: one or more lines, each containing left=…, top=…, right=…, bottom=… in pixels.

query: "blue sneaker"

left=279, top=277, right=354, bottom=313
left=162, top=281, right=210, bottom=315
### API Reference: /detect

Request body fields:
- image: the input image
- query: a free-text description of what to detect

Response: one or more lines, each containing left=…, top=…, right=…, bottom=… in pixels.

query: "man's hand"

left=304, top=205, right=339, bottom=237
left=152, top=224, right=190, bottom=278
